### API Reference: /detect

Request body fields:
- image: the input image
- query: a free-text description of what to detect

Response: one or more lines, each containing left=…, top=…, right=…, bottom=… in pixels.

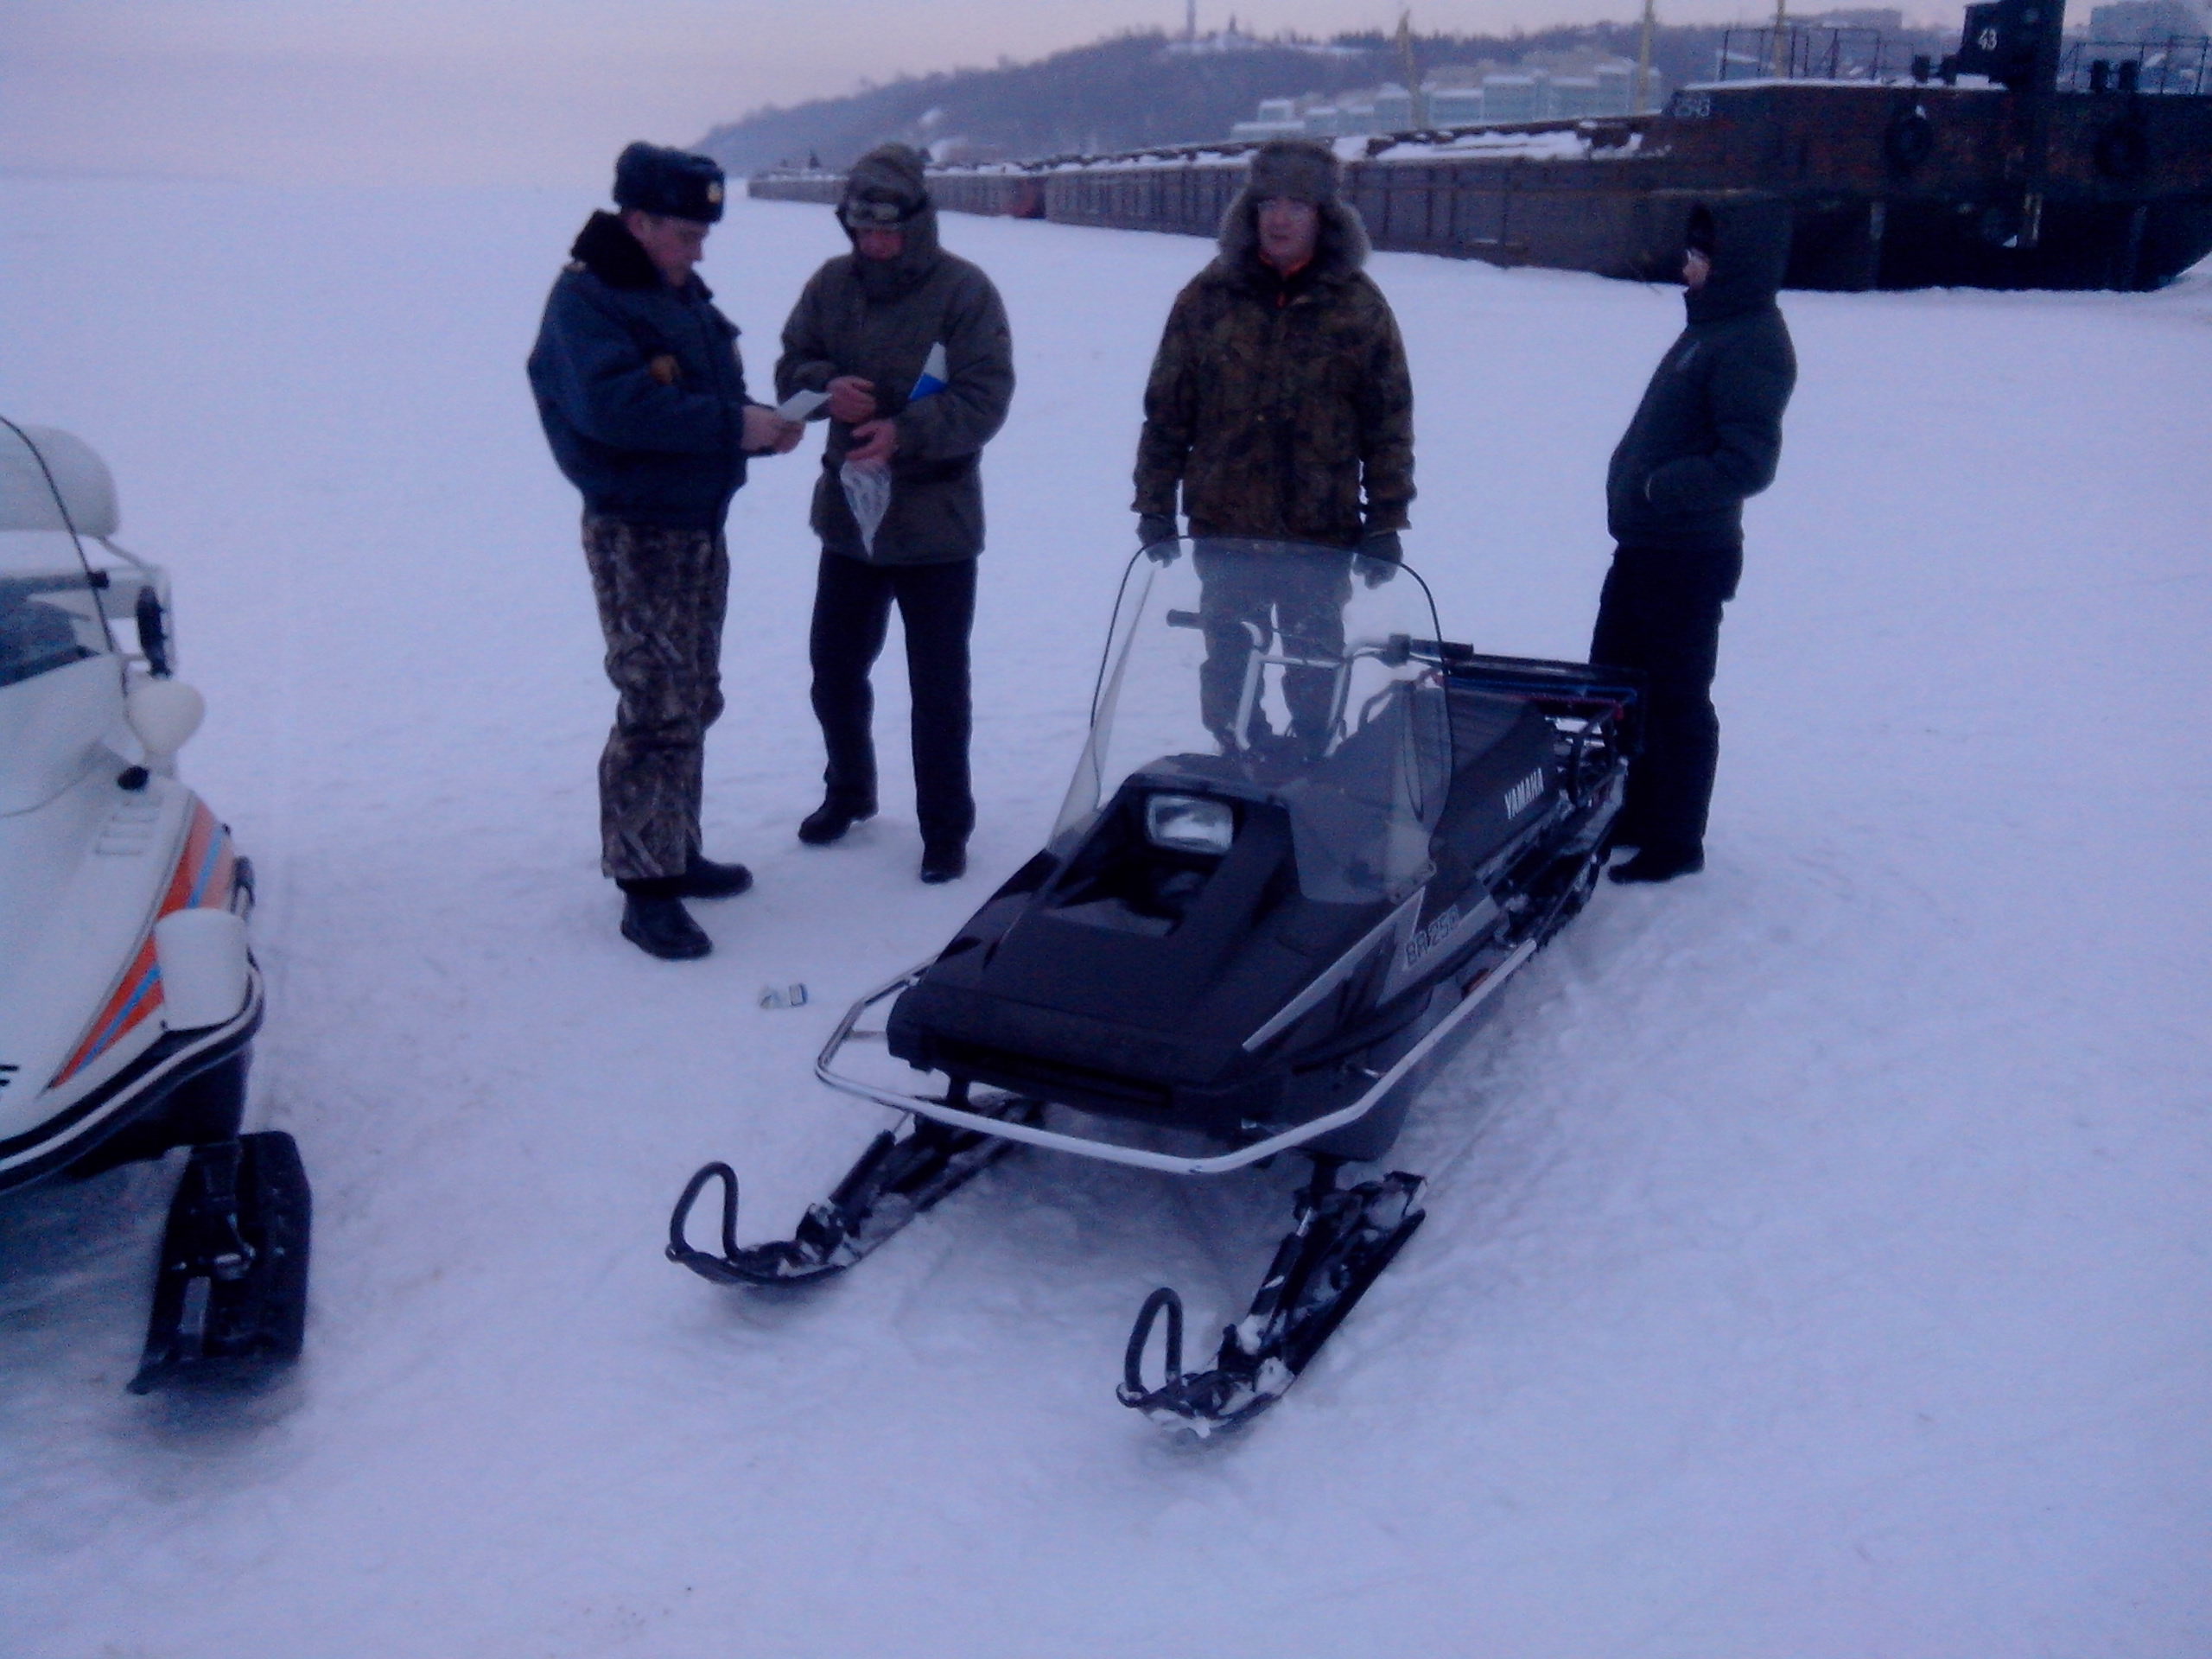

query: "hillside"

left=693, top=21, right=1946, bottom=174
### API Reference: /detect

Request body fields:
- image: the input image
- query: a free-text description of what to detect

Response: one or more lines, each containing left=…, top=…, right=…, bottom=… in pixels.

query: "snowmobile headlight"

left=1146, top=793, right=1235, bottom=855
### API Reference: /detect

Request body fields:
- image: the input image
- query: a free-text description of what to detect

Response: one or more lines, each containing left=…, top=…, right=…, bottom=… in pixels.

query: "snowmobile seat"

left=1446, top=686, right=1537, bottom=776
left=1433, top=688, right=1561, bottom=873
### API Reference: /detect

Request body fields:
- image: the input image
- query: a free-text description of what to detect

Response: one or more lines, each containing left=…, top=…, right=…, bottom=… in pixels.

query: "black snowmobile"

left=671, top=538, right=1638, bottom=1433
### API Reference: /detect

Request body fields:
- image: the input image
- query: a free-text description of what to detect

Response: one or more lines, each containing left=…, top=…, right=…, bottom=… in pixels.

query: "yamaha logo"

left=1503, top=767, right=1546, bottom=819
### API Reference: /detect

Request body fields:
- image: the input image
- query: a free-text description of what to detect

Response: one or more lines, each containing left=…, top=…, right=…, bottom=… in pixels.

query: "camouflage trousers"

left=582, top=514, right=728, bottom=881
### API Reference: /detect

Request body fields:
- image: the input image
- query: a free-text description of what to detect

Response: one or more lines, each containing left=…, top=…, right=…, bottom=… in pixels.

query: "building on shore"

left=1230, top=51, right=1657, bottom=139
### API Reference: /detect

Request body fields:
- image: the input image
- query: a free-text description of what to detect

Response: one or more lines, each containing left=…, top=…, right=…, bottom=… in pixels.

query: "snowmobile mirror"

left=1146, top=793, right=1236, bottom=856
left=134, top=585, right=172, bottom=677
left=126, top=673, right=205, bottom=766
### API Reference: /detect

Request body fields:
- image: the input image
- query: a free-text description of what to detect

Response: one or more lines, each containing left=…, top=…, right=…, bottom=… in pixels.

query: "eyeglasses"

left=840, top=197, right=917, bottom=229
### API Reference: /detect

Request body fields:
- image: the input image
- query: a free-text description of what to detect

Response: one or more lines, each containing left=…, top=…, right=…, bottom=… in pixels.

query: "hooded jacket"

left=1605, top=199, right=1797, bottom=556
left=774, top=148, right=1015, bottom=565
left=528, top=211, right=753, bottom=529
left=1133, top=180, right=1414, bottom=548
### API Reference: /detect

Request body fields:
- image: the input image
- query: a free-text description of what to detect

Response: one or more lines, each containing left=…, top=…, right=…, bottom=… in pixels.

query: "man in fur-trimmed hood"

left=775, top=142, right=1015, bottom=886
left=1132, top=137, right=1414, bottom=556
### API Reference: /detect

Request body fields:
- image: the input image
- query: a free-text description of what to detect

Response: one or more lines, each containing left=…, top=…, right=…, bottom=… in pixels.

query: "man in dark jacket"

left=775, top=143, right=1015, bottom=884
left=1133, top=138, right=1414, bottom=752
left=529, top=142, right=800, bottom=959
left=1594, top=200, right=1796, bottom=884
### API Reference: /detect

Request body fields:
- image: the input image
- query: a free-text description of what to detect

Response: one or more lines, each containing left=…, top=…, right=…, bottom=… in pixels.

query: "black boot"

left=798, top=800, right=875, bottom=846
left=1608, top=846, right=1705, bottom=885
left=918, top=837, right=967, bottom=885
left=619, top=887, right=712, bottom=959
left=677, top=852, right=753, bottom=899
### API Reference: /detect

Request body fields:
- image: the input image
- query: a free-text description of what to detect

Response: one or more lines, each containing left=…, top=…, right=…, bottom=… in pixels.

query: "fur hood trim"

left=567, top=210, right=706, bottom=295
left=1209, top=186, right=1371, bottom=281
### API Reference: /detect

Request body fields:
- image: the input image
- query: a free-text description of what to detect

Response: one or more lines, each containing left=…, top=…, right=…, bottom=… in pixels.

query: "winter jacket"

left=1605, top=200, right=1797, bottom=555
left=528, top=212, right=753, bottom=530
left=774, top=202, right=1014, bottom=566
left=1134, top=188, right=1414, bottom=549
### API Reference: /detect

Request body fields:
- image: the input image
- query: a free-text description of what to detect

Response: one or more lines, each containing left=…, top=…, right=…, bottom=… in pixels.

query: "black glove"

left=1137, top=513, right=1179, bottom=562
left=1358, top=528, right=1403, bottom=586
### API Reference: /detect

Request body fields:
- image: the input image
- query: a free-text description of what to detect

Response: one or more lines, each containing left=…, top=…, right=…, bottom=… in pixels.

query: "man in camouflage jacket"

left=1133, top=137, right=1414, bottom=749
left=529, top=143, right=799, bottom=959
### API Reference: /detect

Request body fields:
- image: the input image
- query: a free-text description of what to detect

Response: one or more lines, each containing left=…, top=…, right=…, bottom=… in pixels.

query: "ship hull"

left=752, top=80, right=2212, bottom=292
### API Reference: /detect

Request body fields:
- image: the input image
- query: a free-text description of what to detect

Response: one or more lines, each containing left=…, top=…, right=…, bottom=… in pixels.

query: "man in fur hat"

left=1133, top=137, right=1414, bottom=753
left=776, top=143, right=1015, bottom=886
left=529, top=141, right=802, bottom=960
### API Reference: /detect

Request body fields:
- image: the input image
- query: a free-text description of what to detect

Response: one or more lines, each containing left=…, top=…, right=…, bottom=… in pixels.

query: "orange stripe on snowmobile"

left=51, top=802, right=238, bottom=1087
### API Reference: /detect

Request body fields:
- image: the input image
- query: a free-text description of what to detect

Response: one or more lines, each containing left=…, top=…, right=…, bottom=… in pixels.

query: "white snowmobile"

left=0, top=419, right=308, bottom=1392
left=671, top=539, right=1637, bottom=1433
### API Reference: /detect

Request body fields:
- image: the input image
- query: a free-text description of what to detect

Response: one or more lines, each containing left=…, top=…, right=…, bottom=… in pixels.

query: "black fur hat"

left=1247, top=138, right=1340, bottom=205
left=612, top=143, right=726, bottom=223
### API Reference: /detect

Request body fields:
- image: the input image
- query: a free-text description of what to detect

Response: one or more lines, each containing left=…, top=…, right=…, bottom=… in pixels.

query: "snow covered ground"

left=2, top=180, right=2208, bottom=1658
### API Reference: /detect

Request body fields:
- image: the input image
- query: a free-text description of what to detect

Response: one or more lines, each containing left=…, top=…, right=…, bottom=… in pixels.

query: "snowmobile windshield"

left=0, top=423, right=115, bottom=690
left=1055, top=538, right=1452, bottom=905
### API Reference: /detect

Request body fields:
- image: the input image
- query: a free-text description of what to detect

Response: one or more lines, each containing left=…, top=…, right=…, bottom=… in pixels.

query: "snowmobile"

left=0, top=419, right=308, bottom=1392
left=670, top=537, right=1637, bottom=1433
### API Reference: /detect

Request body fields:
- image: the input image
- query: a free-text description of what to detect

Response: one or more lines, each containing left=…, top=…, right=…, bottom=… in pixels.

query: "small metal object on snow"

left=758, top=982, right=809, bottom=1010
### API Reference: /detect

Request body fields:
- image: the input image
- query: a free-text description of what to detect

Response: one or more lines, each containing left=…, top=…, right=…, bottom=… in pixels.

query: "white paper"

left=775, top=388, right=830, bottom=422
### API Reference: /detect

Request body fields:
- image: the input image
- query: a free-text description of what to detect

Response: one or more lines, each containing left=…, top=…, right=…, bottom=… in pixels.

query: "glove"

left=1137, top=513, right=1179, bottom=562
left=1358, top=528, right=1403, bottom=586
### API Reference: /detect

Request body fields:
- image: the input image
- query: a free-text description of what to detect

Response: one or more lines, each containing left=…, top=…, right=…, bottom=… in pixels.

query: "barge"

left=750, top=0, right=2212, bottom=291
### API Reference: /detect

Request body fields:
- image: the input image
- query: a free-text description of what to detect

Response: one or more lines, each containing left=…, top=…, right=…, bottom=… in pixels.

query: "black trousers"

left=809, top=550, right=976, bottom=845
left=1588, top=543, right=1741, bottom=857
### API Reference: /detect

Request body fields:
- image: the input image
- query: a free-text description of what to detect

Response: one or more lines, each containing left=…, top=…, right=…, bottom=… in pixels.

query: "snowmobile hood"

left=0, top=771, right=249, bottom=1189
left=0, top=772, right=198, bottom=1125
left=888, top=540, right=1482, bottom=1132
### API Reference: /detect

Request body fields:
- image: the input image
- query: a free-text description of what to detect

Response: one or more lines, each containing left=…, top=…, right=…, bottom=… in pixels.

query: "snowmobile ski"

left=667, top=1095, right=1033, bottom=1287
left=130, top=1130, right=311, bottom=1393
left=1117, top=1159, right=1427, bottom=1435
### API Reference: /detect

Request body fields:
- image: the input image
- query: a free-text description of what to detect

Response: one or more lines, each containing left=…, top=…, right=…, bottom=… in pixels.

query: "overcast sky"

left=3, top=0, right=1948, bottom=188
